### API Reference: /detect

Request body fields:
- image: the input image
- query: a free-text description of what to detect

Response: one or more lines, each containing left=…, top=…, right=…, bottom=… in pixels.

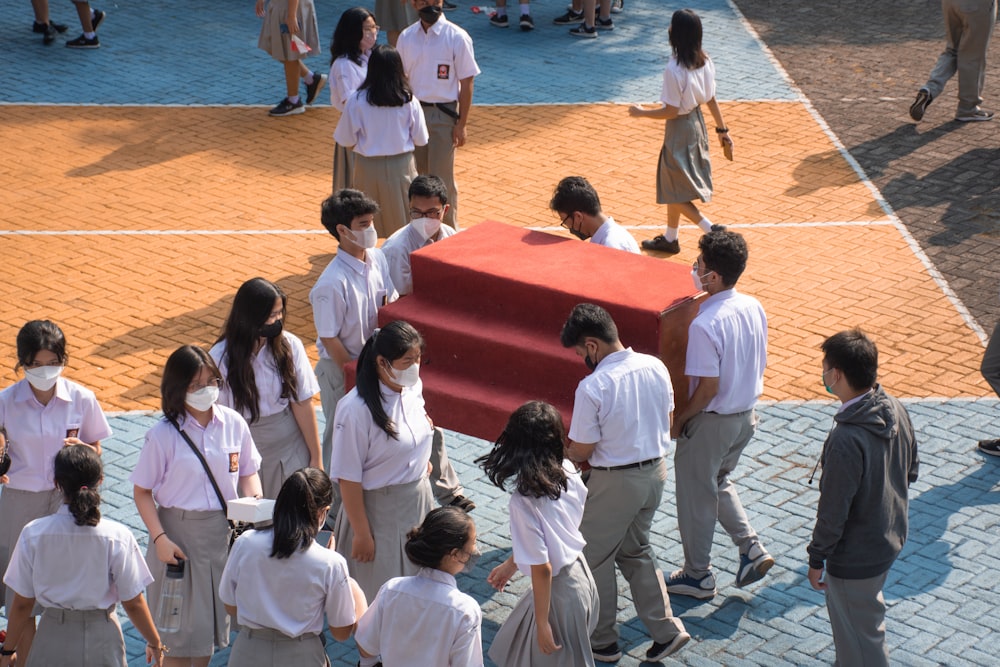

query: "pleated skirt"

left=257, top=0, right=320, bottom=62
left=0, top=486, right=61, bottom=612
left=250, top=407, right=311, bottom=500
left=656, top=106, right=713, bottom=204
left=26, top=607, right=125, bottom=667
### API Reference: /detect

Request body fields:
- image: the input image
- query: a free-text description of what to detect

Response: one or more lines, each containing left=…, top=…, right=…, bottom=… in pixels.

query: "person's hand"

left=536, top=620, right=562, bottom=655
left=255, top=0, right=265, bottom=18
left=325, top=531, right=336, bottom=550
left=0, top=475, right=8, bottom=485
left=808, top=566, right=827, bottom=591
left=719, top=132, right=734, bottom=149
left=453, top=124, right=467, bottom=148
left=63, top=436, right=94, bottom=449
left=0, top=651, right=15, bottom=667
left=145, top=643, right=165, bottom=667
left=628, top=104, right=645, bottom=117
left=352, top=531, right=375, bottom=562
left=155, top=536, right=187, bottom=565
left=287, top=14, right=300, bottom=35
left=487, top=558, right=517, bottom=591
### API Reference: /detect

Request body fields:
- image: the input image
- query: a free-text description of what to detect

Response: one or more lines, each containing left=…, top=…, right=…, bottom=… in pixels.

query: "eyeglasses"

left=559, top=213, right=573, bottom=228
left=188, top=378, right=223, bottom=392
left=363, top=23, right=380, bottom=33
left=410, top=207, right=443, bottom=220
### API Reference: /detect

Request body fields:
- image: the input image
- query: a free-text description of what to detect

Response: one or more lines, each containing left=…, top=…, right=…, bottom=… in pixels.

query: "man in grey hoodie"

left=807, top=328, right=919, bottom=666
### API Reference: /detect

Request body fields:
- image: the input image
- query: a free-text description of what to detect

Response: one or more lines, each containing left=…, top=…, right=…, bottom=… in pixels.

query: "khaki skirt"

left=145, top=506, right=231, bottom=657
left=333, top=476, right=434, bottom=602
left=332, top=142, right=355, bottom=192
left=656, top=106, right=713, bottom=204
left=352, top=152, right=417, bottom=238
left=228, top=627, right=330, bottom=667
left=488, top=555, right=600, bottom=667
left=0, top=486, right=62, bottom=612
left=258, top=0, right=320, bottom=63
left=26, top=607, right=125, bottom=667
left=250, top=407, right=311, bottom=500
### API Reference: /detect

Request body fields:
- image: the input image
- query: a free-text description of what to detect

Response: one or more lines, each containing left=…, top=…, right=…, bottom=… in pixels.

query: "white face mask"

left=350, top=226, right=378, bottom=249
left=24, top=365, right=62, bottom=391
left=389, top=362, right=420, bottom=388
left=360, top=30, right=377, bottom=51
left=185, top=385, right=220, bottom=412
left=412, top=217, right=442, bottom=241
left=691, top=268, right=706, bottom=292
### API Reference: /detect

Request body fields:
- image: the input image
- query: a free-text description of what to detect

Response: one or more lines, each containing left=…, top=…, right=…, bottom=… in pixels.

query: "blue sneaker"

left=736, top=542, right=774, bottom=588
left=666, top=569, right=716, bottom=599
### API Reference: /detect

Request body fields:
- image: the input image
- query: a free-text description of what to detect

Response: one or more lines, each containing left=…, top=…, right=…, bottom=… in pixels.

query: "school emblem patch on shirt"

left=229, top=452, right=239, bottom=473
left=437, top=64, right=450, bottom=80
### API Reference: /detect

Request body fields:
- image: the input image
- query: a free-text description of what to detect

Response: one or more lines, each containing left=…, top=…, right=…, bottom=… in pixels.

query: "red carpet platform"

left=375, top=221, right=704, bottom=444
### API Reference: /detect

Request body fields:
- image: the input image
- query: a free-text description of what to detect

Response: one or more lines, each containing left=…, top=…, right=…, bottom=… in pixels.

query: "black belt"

left=591, top=456, right=662, bottom=472
left=420, top=100, right=460, bottom=120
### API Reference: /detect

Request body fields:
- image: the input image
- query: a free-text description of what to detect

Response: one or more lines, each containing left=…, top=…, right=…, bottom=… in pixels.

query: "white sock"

left=288, top=95, right=301, bottom=104
left=304, top=71, right=315, bottom=84
left=520, top=3, right=530, bottom=15
left=496, top=6, right=507, bottom=16
left=697, top=217, right=713, bottom=232
left=84, top=31, right=96, bottom=39
left=663, top=227, right=679, bottom=242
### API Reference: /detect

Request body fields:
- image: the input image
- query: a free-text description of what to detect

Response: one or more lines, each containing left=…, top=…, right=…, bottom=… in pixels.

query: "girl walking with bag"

left=132, top=345, right=262, bottom=667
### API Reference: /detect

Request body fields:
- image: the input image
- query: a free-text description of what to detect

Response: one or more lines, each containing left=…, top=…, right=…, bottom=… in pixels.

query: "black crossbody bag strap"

left=167, top=416, right=235, bottom=531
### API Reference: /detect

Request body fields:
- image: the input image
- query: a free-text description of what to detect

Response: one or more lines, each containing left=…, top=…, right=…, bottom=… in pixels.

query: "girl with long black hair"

left=329, top=6, right=378, bottom=190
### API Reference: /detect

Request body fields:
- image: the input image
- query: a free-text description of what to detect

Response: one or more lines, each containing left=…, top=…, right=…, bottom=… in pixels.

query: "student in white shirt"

left=356, top=506, right=483, bottom=667
left=211, top=278, right=322, bottom=500
left=0, top=319, right=111, bottom=655
left=219, top=468, right=368, bottom=666
left=1, top=445, right=164, bottom=667
left=478, top=401, right=599, bottom=667
left=549, top=176, right=640, bottom=254
left=328, top=7, right=378, bottom=191
left=132, top=345, right=263, bottom=667
left=334, top=44, right=429, bottom=238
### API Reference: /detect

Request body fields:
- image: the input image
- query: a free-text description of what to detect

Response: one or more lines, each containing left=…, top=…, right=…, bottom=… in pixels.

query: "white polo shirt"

left=130, top=408, right=262, bottom=511
left=4, top=506, right=152, bottom=610
left=0, top=378, right=111, bottom=492
left=381, top=222, right=457, bottom=295
left=356, top=567, right=484, bottom=667
left=509, top=460, right=587, bottom=577
left=309, top=249, right=397, bottom=361
left=590, top=217, right=640, bottom=254
left=219, top=528, right=356, bottom=637
left=328, top=380, right=433, bottom=489
left=661, top=56, right=716, bottom=115
left=334, top=93, right=429, bottom=157
left=685, top=288, right=767, bottom=414
left=210, top=331, right=320, bottom=420
left=329, top=52, right=368, bottom=112
left=396, top=15, right=481, bottom=103
left=568, top=348, right=673, bottom=468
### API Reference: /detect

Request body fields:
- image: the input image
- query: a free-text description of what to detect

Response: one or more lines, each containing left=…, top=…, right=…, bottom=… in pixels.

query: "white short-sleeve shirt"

left=0, top=378, right=112, bottom=492
left=396, top=16, right=481, bottom=103
left=381, top=222, right=458, bottom=296
left=309, top=249, right=398, bottom=361
left=356, top=568, right=484, bottom=667
left=590, top=217, right=640, bottom=254
left=130, top=407, right=262, bottom=511
left=328, top=381, right=433, bottom=489
left=660, top=56, right=717, bottom=116
left=685, top=288, right=767, bottom=414
left=218, top=528, right=356, bottom=637
left=568, top=348, right=674, bottom=467
left=329, top=52, right=369, bottom=112
left=334, top=93, right=429, bottom=157
left=4, top=506, right=153, bottom=610
left=509, top=460, right=587, bottom=577
left=210, top=331, right=320, bottom=420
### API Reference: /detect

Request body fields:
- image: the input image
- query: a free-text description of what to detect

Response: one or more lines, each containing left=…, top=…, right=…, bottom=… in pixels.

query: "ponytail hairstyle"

left=355, top=320, right=424, bottom=438
left=217, top=278, right=296, bottom=424
left=475, top=401, right=569, bottom=500
left=404, top=506, right=474, bottom=570
left=669, top=8, right=707, bottom=70
left=54, top=445, right=102, bottom=527
left=270, top=467, right=333, bottom=559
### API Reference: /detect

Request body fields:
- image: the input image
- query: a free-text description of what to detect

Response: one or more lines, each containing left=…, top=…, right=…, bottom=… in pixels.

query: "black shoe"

left=909, top=89, right=932, bottom=121
left=33, top=20, right=68, bottom=33
left=519, top=14, right=534, bottom=30
left=592, top=642, right=622, bottom=662
left=978, top=438, right=1000, bottom=456
left=710, top=224, right=727, bottom=232
left=90, top=8, right=105, bottom=31
left=442, top=0, right=458, bottom=9
left=489, top=13, right=509, bottom=27
left=65, top=34, right=99, bottom=49
left=448, top=495, right=476, bottom=512
left=569, top=23, right=597, bottom=38
left=646, top=632, right=691, bottom=661
left=269, top=97, right=305, bottom=116
left=641, top=235, right=680, bottom=253
left=305, top=73, right=327, bottom=104
left=42, top=23, right=58, bottom=44
left=596, top=16, right=614, bottom=30
left=553, top=9, right=584, bottom=24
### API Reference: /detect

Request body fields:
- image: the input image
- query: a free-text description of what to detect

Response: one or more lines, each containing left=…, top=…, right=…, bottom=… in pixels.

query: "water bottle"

left=155, top=560, right=185, bottom=634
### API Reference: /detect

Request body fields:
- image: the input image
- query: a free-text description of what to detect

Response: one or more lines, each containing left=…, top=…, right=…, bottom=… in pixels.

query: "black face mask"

left=584, top=352, right=597, bottom=371
left=569, top=228, right=590, bottom=241
left=259, top=319, right=283, bottom=339
left=419, top=5, right=443, bottom=23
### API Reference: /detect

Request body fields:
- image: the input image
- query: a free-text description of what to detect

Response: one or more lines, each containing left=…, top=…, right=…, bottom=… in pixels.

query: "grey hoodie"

left=807, top=385, right=920, bottom=579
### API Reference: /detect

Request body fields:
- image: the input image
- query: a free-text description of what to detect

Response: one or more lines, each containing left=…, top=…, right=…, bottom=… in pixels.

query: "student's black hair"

left=404, top=506, right=474, bottom=570
left=821, top=328, right=878, bottom=392
left=321, top=189, right=380, bottom=241
left=54, top=444, right=102, bottom=527
left=15, top=320, right=67, bottom=371
left=475, top=401, right=568, bottom=500
left=359, top=44, right=412, bottom=107
left=270, top=467, right=333, bottom=559
left=356, top=321, right=424, bottom=438
left=217, top=278, right=296, bottom=424
left=549, top=176, right=601, bottom=217
left=669, top=8, right=708, bottom=70
left=330, top=6, right=375, bottom=67
left=698, top=230, right=748, bottom=286
left=560, top=303, right=619, bottom=348
left=160, top=345, right=223, bottom=421
left=408, top=175, right=449, bottom=205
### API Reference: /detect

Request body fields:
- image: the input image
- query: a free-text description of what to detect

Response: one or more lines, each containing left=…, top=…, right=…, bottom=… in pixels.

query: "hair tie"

left=80, top=485, right=88, bottom=490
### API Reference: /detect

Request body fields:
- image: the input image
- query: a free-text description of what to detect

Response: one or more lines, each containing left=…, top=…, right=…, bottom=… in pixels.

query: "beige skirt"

left=257, top=0, right=321, bottom=63
left=375, top=0, right=418, bottom=33
left=145, top=506, right=231, bottom=657
left=25, top=607, right=125, bottom=667
left=0, top=486, right=62, bottom=612
left=250, top=407, right=311, bottom=500
left=333, top=476, right=434, bottom=602
left=656, top=106, right=713, bottom=204
left=332, top=142, right=355, bottom=191
left=352, top=152, right=417, bottom=238
left=228, top=627, right=329, bottom=667
left=488, top=556, right=600, bottom=667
